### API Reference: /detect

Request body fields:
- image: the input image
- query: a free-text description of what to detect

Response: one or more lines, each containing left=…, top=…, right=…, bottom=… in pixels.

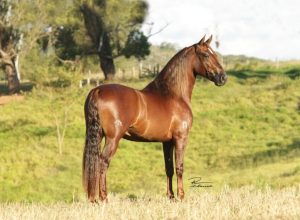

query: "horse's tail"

left=83, top=89, right=102, bottom=202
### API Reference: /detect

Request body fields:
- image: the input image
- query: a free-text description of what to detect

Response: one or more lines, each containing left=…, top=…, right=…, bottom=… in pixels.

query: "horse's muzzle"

left=214, top=73, right=227, bottom=86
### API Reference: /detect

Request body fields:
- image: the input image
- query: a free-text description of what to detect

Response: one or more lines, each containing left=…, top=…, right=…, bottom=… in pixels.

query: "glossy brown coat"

left=83, top=35, right=227, bottom=202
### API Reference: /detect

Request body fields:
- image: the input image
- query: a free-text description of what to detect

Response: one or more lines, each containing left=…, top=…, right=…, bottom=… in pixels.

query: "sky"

left=143, top=0, right=300, bottom=60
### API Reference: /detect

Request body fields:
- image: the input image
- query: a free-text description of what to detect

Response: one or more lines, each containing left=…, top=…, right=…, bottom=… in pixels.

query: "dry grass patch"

left=1, top=186, right=300, bottom=220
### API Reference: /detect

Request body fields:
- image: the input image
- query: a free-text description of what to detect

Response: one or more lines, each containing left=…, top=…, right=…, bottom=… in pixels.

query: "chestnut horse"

left=83, top=35, right=227, bottom=202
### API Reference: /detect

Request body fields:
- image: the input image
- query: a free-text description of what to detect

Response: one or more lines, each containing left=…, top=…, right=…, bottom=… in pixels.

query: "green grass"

left=0, top=71, right=299, bottom=202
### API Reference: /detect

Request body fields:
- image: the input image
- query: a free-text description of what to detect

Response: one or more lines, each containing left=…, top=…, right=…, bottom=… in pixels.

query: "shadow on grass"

left=0, top=119, right=34, bottom=133
left=285, top=68, right=300, bottom=79
left=43, top=79, right=71, bottom=88
left=228, top=138, right=300, bottom=169
left=0, top=119, right=55, bottom=137
left=0, top=82, right=34, bottom=94
left=228, top=68, right=300, bottom=80
left=227, top=70, right=272, bottom=80
left=28, top=126, right=55, bottom=137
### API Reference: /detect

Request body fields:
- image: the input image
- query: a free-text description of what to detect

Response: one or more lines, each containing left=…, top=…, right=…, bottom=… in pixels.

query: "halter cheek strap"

left=194, top=45, right=218, bottom=82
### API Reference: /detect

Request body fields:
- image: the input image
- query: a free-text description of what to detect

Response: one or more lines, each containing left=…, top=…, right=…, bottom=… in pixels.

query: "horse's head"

left=193, top=35, right=227, bottom=86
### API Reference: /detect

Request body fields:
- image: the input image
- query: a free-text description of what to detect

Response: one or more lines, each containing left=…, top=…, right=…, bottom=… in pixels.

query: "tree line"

left=0, top=0, right=151, bottom=94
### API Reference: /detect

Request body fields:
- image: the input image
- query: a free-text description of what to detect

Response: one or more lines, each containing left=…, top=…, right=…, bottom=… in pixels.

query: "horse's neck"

left=143, top=54, right=196, bottom=103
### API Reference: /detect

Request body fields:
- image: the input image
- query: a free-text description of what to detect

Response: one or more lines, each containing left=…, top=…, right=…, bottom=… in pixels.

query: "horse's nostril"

left=221, top=74, right=227, bottom=82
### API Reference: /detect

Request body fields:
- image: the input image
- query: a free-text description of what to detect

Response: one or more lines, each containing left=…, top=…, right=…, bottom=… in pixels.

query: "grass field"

left=1, top=186, right=300, bottom=220
left=0, top=69, right=300, bottom=203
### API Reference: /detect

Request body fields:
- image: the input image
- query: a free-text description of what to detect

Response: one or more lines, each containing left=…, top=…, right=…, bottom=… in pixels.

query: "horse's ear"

left=198, top=35, right=206, bottom=45
left=205, top=35, right=213, bottom=45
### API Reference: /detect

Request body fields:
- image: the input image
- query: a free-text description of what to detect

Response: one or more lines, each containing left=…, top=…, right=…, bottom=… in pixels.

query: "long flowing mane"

left=144, top=46, right=194, bottom=97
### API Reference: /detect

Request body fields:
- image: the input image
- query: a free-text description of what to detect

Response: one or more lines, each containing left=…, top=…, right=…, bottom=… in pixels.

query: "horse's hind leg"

left=163, top=141, right=175, bottom=199
left=99, top=137, right=120, bottom=201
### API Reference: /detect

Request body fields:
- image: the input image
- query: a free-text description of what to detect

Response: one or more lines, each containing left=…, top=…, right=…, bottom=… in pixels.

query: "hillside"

left=0, top=68, right=299, bottom=202
left=114, top=44, right=300, bottom=79
left=2, top=43, right=300, bottom=82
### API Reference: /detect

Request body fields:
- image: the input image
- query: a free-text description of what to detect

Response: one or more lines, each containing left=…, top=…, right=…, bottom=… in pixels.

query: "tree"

left=1, top=0, right=77, bottom=92
left=0, top=0, right=151, bottom=88
left=79, top=0, right=150, bottom=79
left=0, top=0, right=22, bottom=94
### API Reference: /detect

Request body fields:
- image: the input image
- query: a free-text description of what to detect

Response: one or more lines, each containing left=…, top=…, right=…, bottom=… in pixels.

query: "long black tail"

left=83, top=89, right=102, bottom=202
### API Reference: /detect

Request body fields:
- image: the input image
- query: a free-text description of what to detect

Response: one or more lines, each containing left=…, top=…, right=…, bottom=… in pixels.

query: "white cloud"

left=144, top=0, right=300, bottom=60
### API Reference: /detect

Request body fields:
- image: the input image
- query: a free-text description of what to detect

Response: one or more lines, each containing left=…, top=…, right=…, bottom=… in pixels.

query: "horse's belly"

left=124, top=121, right=172, bottom=142
left=122, top=92, right=175, bottom=142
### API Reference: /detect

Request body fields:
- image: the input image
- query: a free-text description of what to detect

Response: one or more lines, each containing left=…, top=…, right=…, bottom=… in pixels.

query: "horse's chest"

left=125, top=102, right=192, bottom=141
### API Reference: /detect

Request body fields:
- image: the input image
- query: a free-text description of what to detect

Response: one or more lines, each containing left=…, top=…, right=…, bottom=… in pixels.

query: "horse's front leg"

left=174, top=135, right=187, bottom=200
left=163, top=141, right=175, bottom=199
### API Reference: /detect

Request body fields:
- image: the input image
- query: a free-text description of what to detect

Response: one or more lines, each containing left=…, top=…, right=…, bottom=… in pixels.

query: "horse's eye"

left=203, top=52, right=209, bottom=58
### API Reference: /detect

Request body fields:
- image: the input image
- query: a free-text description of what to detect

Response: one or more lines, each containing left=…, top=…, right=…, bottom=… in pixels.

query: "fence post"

left=132, top=67, right=137, bottom=79
left=87, top=70, right=91, bottom=85
left=139, top=61, right=143, bottom=78
left=157, top=64, right=160, bottom=75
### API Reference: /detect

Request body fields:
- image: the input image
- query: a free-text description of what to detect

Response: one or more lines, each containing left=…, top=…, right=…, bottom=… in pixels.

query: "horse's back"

left=95, top=83, right=138, bottom=104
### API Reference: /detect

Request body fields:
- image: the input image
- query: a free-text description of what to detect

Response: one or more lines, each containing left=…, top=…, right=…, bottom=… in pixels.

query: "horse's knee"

left=176, top=163, right=184, bottom=176
left=166, top=168, right=174, bottom=177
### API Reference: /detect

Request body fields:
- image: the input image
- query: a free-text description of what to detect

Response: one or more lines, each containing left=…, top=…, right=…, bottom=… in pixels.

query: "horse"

left=83, top=35, right=227, bottom=202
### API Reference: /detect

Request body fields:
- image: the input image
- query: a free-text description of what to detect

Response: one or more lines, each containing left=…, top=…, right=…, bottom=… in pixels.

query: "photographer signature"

left=188, top=177, right=213, bottom=188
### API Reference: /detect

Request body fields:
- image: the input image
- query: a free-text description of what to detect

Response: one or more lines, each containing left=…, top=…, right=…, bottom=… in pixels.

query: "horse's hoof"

left=89, top=198, right=98, bottom=204
left=168, top=194, right=174, bottom=199
left=100, top=197, right=108, bottom=203
left=167, top=194, right=175, bottom=201
left=178, top=193, right=184, bottom=201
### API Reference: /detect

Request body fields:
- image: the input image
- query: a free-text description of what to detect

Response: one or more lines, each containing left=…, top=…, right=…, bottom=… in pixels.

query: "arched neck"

left=143, top=47, right=196, bottom=103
